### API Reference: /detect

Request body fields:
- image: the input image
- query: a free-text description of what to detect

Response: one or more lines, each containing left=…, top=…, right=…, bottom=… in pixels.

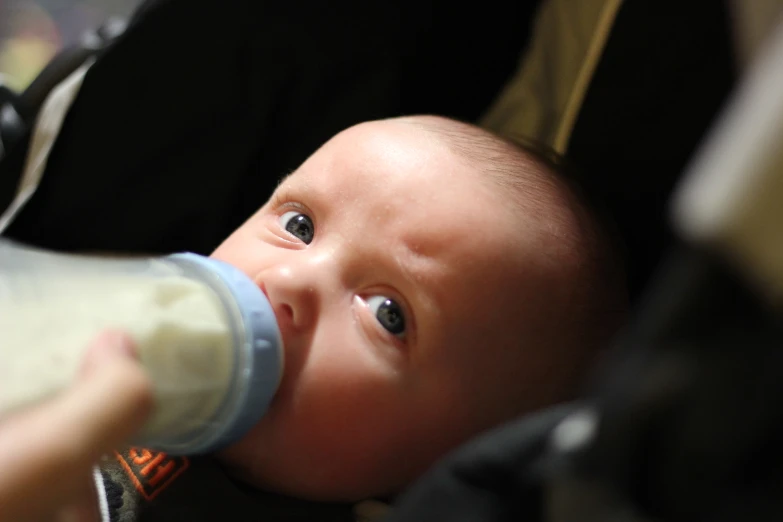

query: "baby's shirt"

left=94, top=448, right=378, bottom=522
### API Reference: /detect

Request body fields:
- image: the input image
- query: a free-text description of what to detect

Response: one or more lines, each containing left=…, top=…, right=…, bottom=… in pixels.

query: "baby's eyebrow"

left=389, top=239, right=441, bottom=315
left=269, top=173, right=310, bottom=207
left=273, top=170, right=321, bottom=202
left=276, top=170, right=296, bottom=186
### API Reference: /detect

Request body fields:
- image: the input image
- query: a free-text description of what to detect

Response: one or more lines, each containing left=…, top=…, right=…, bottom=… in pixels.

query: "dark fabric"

left=383, top=404, right=576, bottom=522
left=565, top=0, right=736, bottom=302
left=0, top=130, right=28, bottom=217
left=3, top=0, right=537, bottom=255
left=100, top=455, right=356, bottom=522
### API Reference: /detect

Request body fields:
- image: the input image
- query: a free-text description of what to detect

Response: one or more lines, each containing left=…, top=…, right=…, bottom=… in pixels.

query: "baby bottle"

left=0, top=239, right=283, bottom=455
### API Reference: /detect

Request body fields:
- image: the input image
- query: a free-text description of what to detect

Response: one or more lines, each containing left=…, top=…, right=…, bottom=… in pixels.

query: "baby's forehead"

left=289, top=122, right=504, bottom=206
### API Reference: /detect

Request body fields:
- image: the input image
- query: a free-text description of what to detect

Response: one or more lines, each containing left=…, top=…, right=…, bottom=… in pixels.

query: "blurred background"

left=0, top=0, right=139, bottom=90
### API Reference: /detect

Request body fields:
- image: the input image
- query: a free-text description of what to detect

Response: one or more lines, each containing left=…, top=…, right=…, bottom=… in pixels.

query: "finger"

left=79, top=330, right=139, bottom=378
left=0, top=333, right=153, bottom=521
left=67, top=331, right=154, bottom=455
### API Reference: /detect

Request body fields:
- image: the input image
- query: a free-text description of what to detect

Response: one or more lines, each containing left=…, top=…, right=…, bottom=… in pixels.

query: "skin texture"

left=213, top=118, right=577, bottom=501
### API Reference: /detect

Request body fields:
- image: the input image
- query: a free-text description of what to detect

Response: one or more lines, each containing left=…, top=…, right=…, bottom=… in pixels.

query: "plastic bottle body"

left=0, top=240, right=282, bottom=454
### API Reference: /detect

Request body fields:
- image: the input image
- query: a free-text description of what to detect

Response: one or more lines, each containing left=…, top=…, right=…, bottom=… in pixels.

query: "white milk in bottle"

left=0, top=240, right=283, bottom=454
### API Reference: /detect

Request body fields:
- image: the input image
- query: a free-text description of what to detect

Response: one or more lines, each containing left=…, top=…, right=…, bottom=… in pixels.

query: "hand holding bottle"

left=0, top=331, right=153, bottom=522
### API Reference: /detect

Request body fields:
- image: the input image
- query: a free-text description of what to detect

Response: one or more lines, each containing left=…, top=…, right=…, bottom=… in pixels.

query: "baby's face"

left=211, top=119, right=543, bottom=501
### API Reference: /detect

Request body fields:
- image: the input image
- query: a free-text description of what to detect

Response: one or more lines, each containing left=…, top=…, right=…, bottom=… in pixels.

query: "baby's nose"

left=258, top=264, right=319, bottom=335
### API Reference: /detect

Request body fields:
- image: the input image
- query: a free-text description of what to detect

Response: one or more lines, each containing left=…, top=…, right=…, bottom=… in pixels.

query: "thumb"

left=79, top=330, right=141, bottom=379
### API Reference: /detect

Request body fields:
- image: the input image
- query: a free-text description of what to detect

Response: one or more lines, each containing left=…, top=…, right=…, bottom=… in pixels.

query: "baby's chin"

left=212, top=394, right=462, bottom=502
left=214, top=433, right=418, bottom=503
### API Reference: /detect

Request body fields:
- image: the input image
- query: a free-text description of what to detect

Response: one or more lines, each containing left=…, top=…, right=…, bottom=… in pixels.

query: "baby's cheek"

left=293, top=365, right=386, bottom=432
left=285, top=358, right=404, bottom=447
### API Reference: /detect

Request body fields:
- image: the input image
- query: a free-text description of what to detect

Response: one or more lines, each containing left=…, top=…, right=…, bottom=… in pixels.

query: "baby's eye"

left=279, top=211, right=314, bottom=244
left=366, top=295, right=406, bottom=338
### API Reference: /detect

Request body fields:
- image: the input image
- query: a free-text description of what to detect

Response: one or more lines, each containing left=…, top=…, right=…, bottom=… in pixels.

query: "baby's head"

left=211, top=116, right=626, bottom=502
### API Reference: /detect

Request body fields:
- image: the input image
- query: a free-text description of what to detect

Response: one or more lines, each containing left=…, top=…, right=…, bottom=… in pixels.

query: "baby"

left=206, top=115, right=627, bottom=503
